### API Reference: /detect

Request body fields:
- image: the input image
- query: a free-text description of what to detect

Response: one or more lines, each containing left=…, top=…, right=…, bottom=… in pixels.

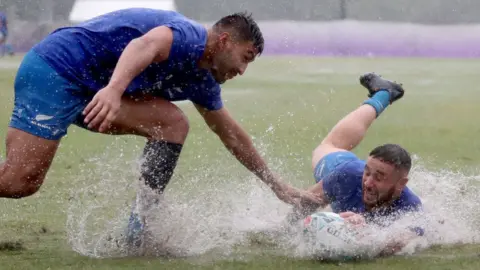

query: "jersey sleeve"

left=188, top=76, right=224, bottom=111
left=322, top=162, right=361, bottom=204
left=403, top=195, right=425, bottom=236
left=165, top=19, right=206, bottom=64
left=404, top=211, right=426, bottom=237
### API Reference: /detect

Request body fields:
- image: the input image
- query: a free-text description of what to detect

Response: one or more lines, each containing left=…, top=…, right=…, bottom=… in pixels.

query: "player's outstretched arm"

left=285, top=180, right=331, bottom=223
left=195, top=105, right=322, bottom=208
left=83, top=26, right=174, bottom=132
left=376, top=231, right=418, bottom=257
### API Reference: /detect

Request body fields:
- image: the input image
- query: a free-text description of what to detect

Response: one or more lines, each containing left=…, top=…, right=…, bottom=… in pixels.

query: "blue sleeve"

left=394, top=197, right=425, bottom=236
left=165, top=20, right=206, bottom=64
left=407, top=201, right=426, bottom=236
left=322, top=163, right=359, bottom=204
left=188, top=78, right=223, bottom=111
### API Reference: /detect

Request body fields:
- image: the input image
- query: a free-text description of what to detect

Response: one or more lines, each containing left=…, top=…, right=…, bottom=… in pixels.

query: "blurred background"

left=1, top=0, right=480, bottom=56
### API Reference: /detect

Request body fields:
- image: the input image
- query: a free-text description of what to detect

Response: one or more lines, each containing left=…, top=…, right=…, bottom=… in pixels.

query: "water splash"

left=66, top=147, right=480, bottom=261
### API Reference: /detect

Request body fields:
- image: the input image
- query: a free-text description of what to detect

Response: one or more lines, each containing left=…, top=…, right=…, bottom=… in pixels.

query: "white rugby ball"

left=302, top=212, right=361, bottom=259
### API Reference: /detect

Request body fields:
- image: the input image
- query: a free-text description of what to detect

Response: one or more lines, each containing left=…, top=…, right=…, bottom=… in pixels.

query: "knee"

left=150, top=105, right=190, bottom=142
left=12, top=180, right=42, bottom=198
left=167, top=108, right=190, bottom=136
left=0, top=162, right=45, bottom=198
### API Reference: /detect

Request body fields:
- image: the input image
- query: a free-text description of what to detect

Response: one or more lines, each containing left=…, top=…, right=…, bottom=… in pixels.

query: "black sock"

left=140, top=140, right=183, bottom=194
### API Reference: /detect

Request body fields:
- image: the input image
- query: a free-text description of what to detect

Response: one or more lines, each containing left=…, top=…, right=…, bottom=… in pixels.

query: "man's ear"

left=217, top=31, right=231, bottom=49
left=396, top=175, right=409, bottom=191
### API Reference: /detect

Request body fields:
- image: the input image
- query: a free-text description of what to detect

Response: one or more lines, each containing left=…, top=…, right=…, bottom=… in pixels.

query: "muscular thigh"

left=111, top=96, right=175, bottom=134
left=75, top=95, right=188, bottom=143
left=3, top=127, right=59, bottom=182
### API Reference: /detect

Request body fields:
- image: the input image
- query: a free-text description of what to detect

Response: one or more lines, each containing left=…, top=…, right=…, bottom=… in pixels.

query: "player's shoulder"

left=120, top=8, right=205, bottom=33
left=397, top=186, right=423, bottom=211
left=163, top=11, right=205, bottom=36
left=163, top=12, right=207, bottom=50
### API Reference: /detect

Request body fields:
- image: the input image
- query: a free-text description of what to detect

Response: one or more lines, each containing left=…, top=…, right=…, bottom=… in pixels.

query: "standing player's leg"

left=1, top=49, right=188, bottom=251
left=311, top=73, right=405, bottom=182
left=100, top=95, right=189, bottom=195
left=1, top=48, right=186, bottom=199
left=0, top=50, right=89, bottom=199
left=83, top=95, right=190, bottom=249
left=0, top=129, right=59, bottom=198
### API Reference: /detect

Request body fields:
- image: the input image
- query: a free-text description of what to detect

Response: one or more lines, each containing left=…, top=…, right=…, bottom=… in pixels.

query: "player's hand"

left=83, top=85, right=123, bottom=132
left=271, top=181, right=322, bottom=211
left=340, top=211, right=366, bottom=226
left=378, top=230, right=417, bottom=256
left=379, top=241, right=405, bottom=257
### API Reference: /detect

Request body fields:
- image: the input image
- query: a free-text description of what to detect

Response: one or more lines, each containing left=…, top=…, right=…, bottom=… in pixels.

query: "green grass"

left=2, top=55, right=480, bottom=269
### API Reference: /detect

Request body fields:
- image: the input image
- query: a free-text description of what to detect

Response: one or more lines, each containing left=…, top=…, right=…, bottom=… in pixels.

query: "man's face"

left=210, top=32, right=257, bottom=84
left=362, top=156, right=408, bottom=209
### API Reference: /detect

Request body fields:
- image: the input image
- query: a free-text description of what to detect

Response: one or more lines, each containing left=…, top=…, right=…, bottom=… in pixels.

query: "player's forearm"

left=220, top=126, right=277, bottom=187
left=375, top=229, right=418, bottom=257
left=107, top=38, right=157, bottom=93
left=378, top=240, right=407, bottom=257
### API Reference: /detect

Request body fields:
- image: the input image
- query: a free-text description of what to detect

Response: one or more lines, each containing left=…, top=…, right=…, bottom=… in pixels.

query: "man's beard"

left=363, top=185, right=396, bottom=209
left=210, top=66, right=226, bottom=84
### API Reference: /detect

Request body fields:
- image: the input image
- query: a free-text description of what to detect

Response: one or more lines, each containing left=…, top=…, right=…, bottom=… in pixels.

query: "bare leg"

left=0, top=96, right=188, bottom=199
left=311, top=104, right=377, bottom=169
left=102, top=95, right=189, bottom=144
left=95, top=96, right=190, bottom=250
left=289, top=73, right=404, bottom=220
left=0, top=128, right=59, bottom=198
left=102, top=95, right=189, bottom=196
left=311, top=72, right=405, bottom=169
left=286, top=104, right=377, bottom=222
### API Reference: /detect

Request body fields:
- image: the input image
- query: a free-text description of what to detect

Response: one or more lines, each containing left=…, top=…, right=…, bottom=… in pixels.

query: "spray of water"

left=66, top=140, right=480, bottom=262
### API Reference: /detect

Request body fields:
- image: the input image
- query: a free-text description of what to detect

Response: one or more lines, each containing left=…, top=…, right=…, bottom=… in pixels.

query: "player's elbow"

left=129, top=36, right=148, bottom=48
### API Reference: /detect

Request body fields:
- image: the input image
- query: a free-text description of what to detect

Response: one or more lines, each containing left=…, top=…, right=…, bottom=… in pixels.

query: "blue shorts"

left=313, top=151, right=359, bottom=183
left=9, top=50, right=92, bottom=140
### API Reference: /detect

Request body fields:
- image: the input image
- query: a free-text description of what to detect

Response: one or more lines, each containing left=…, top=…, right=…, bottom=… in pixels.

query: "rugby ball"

left=302, top=212, right=361, bottom=259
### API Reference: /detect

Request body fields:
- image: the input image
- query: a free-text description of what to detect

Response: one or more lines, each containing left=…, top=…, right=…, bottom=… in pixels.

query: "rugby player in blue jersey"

left=0, top=9, right=321, bottom=249
left=298, top=73, right=425, bottom=256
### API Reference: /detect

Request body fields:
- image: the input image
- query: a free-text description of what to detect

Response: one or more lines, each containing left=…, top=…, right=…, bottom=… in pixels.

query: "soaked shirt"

left=322, top=159, right=425, bottom=235
left=32, top=8, right=223, bottom=110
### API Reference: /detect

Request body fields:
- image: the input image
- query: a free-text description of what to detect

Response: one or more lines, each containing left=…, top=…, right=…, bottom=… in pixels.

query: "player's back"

left=32, top=8, right=208, bottom=93
left=67, top=8, right=187, bottom=54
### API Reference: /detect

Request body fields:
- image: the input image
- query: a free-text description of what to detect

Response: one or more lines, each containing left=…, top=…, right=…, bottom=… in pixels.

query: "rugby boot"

left=359, top=72, right=405, bottom=104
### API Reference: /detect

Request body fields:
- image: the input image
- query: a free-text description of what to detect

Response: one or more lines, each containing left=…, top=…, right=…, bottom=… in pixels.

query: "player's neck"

left=197, top=28, right=216, bottom=70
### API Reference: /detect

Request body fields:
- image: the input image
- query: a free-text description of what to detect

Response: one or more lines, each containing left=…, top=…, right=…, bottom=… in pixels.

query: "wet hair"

left=213, top=11, right=264, bottom=55
left=369, top=143, right=412, bottom=172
